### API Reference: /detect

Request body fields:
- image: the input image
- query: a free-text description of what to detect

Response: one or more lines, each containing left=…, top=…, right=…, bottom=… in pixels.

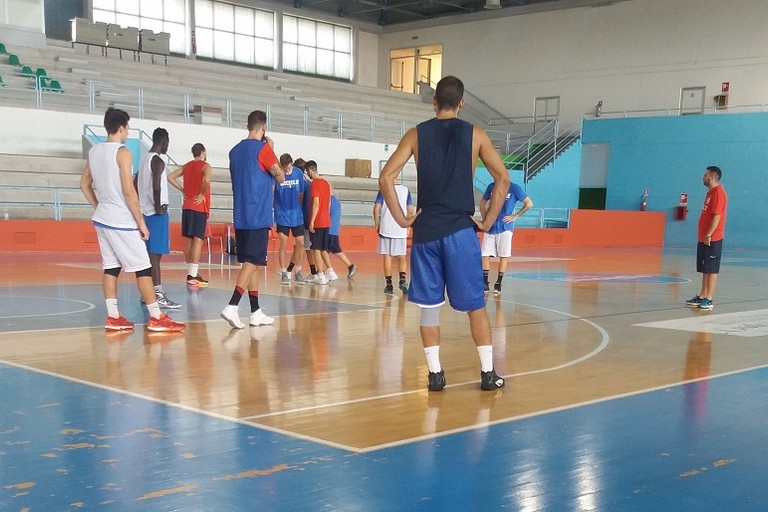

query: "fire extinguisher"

left=640, top=189, right=649, bottom=211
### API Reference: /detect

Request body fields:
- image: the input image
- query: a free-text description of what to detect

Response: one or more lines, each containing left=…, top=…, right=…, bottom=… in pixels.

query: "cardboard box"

left=345, top=159, right=372, bottom=178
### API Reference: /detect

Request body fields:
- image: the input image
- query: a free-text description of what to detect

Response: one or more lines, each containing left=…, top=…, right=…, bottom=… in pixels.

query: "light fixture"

left=484, top=0, right=502, bottom=9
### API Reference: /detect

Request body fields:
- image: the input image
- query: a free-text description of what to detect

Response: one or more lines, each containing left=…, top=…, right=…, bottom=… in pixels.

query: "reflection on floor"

left=1, top=247, right=768, bottom=510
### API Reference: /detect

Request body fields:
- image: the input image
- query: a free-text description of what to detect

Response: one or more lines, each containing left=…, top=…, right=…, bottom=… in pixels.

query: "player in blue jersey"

left=274, top=153, right=308, bottom=285
left=480, top=181, right=533, bottom=294
left=326, top=190, right=356, bottom=281
left=220, top=110, right=285, bottom=329
left=378, top=76, right=510, bottom=392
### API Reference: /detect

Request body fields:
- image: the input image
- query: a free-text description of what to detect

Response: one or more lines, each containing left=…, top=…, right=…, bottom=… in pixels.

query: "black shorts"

left=328, top=234, right=342, bottom=254
left=235, top=228, right=269, bottom=266
left=181, top=209, right=207, bottom=240
left=309, top=227, right=331, bottom=252
left=276, top=224, right=305, bottom=237
left=696, top=240, right=723, bottom=274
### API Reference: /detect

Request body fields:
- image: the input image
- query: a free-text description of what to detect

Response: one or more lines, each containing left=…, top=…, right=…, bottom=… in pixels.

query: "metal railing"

left=583, top=103, right=768, bottom=119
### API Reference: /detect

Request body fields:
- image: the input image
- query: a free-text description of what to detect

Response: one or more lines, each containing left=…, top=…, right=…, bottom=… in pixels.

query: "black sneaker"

left=484, top=282, right=490, bottom=294
left=399, top=281, right=408, bottom=294
left=481, top=369, right=505, bottom=390
left=493, top=283, right=502, bottom=295
left=428, top=370, right=446, bottom=391
left=384, top=284, right=394, bottom=294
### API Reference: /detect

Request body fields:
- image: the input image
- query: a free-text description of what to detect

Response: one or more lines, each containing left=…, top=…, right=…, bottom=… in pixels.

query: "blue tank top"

left=229, top=139, right=274, bottom=229
left=414, top=117, right=476, bottom=244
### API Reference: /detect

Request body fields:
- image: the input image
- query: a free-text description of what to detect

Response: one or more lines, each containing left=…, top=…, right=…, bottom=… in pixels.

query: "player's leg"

left=383, top=253, right=394, bottom=294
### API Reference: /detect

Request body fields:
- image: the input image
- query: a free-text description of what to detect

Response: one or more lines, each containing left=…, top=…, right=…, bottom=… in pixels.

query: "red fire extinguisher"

left=640, top=189, right=649, bottom=211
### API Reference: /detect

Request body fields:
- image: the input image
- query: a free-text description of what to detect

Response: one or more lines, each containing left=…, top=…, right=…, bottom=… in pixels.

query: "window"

left=282, top=15, right=352, bottom=80
left=93, top=0, right=186, bottom=54
left=194, top=0, right=275, bottom=68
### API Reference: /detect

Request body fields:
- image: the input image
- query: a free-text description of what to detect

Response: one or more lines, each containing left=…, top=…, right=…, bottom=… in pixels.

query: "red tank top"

left=181, top=160, right=210, bottom=215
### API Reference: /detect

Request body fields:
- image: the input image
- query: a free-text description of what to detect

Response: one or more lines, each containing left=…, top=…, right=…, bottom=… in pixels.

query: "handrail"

left=583, top=103, right=768, bottom=120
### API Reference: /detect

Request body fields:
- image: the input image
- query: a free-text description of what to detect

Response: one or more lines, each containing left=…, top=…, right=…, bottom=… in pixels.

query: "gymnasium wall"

left=0, top=106, right=393, bottom=175
left=376, top=0, right=768, bottom=128
left=581, top=112, right=768, bottom=250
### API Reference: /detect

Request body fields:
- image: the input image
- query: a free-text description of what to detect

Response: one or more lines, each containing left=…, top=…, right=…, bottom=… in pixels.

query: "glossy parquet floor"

left=2, top=246, right=768, bottom=511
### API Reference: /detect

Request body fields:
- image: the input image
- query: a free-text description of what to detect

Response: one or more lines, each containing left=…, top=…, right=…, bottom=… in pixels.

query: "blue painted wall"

left=582, top=114, right=768, bottom=249
left=473, top=142, right=581, bottom=209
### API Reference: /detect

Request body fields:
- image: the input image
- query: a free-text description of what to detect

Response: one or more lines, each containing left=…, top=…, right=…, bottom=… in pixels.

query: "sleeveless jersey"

left=273, top=166, right=307, bottom=227
left=89, top=142, right=137, bottom=229
left=375, top=184, right=412, bottom=239
left=229, top=138, right=279, bottom=229
left=414, top=117, right=476, bottom=244
left=137, top=151, right=169, bottom=216
left=181, top=159, right=210, bottom=215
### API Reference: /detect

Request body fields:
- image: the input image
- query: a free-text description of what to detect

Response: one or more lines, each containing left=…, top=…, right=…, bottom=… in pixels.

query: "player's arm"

left=80, top=162, right=98, bottom=208
left=704, top=214, right=721, bottom=246
left=373, top=202, right=381, bottom=232
left=379, top=128, right=420, bottom=228
left=167, top=166, right=185, bottom=194
left=194, top=163, right=212, bottom=205
left=476, top=127, right=510, bottom=232
left=268, top=163, right=285, bottom=184
left=118, top=147, right=149, bottom=240
left=151, top=155, right=166, bottom=214
left=508, top=197, right=533, bottom=223
left=309, top=196, right=319, bottom=232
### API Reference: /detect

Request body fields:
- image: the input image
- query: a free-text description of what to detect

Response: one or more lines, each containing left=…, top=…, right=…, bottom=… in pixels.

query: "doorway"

left=680, top=86, right=706, bottom=115
left=389, top=44, right=442, bottom=94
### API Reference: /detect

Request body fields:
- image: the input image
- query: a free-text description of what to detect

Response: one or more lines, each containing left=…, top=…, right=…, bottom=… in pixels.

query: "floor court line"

left=0, top=357, right=363, bottom=453
left=358, top=361, right=768, bottom=453
left=242, top=299, right=611, bottom=420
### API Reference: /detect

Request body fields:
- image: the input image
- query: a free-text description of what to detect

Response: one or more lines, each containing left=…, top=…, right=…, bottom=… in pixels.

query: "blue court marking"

left=0, top=284, right=378, bottom=333
left=507, top=271, right=690, bottom=284
left=2, top=362, right=768, bottom=510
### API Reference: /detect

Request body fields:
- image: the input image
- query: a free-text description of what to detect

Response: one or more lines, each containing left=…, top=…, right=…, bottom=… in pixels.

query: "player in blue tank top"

left=274, top=153, right=308, bottom=284
left=378, top=76, right=511, bottom=392
left=220, top=110, right=285, bottom=331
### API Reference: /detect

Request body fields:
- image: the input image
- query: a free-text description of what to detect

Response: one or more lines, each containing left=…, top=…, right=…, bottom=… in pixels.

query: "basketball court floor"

left=1, top=246, right=768, bottom=511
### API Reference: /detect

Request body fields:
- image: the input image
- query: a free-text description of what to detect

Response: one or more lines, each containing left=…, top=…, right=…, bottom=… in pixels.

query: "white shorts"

left=377, top=236, right=407, bottom=256
left=96, top=226, right=152, bottom=272
left=481, top=231, right=513, bottom=258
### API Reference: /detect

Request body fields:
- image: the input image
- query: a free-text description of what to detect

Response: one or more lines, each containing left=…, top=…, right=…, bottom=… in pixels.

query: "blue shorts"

left=276, top=224, right=305, bottom=237
left=144, top=212, right=170, bottom=255
left=310, top=227, right=331, bottom=252
left=235, top=228, right=269, bottom=266
left=329, top=234, right=342, bottom=254
left=409, top=227, right=485, bottom=312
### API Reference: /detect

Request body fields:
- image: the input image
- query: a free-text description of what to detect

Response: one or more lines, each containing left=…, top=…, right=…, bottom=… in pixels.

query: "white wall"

left=357, top=30, right=378, bottom=88
left=376, top=0, right=768, bottom=127
left=0, top=106, right=395, bottom=176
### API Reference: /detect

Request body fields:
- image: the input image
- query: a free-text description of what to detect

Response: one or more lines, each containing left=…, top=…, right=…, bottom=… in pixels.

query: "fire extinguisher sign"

left=679, top=193, right=688, bottom=205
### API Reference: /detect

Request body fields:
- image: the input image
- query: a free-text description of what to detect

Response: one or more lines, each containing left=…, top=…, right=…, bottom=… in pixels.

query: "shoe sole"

left=481, top=380, right=505, bottom=390
left=105, top=325, right=134, bottom=331
left=493, top=290, right=502, bottom=295
left=699, top=306, right=713, bottom=310
left=220, top=312, right=245, bottom=329
left=685, top=303, right=701, bottom=307
left=250, top=319, right=275, bottom=326
left=159, top=304, right=182, bottom=310
left=147, top=325, right=185, bottom=332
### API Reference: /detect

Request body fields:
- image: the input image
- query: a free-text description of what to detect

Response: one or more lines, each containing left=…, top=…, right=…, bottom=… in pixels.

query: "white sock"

left=154, top=285, right=163, bottom=294
left=106, top=298, right=119, bottom=318
left=280, top=268, right=286, bottom=273
left=188, top=263, right=198, bottom=276
left=147, top=302, right=162, bottom=319
left=295, top=265, right=302, bottom=272
left=477, top=345, right=494, bottom=373
left=328, top=267, right=335, bottom=274
left=424, top=346, right=441, bottom=373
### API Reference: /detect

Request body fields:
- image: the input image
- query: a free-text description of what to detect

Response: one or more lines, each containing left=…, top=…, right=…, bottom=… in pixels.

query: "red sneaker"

left=105, top=315, right=134, bottom=331
left=147, top=313, right=186, bottom=332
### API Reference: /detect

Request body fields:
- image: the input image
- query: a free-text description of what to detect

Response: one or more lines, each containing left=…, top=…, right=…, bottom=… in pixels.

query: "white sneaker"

left=249, top=308, right=275, bottom=326
left=327, top=269, right=339, bottom=281
left=220, top=305, right=245, bottom=329
left=316, top=272, right=328, bottom=285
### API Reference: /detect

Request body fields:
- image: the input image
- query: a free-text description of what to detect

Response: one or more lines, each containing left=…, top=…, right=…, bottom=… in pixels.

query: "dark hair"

left=304, top=160, right=318, bottom=174
left=279, top=153, right=293, bottom=167
left=706, top=165, right=722, bottom=180
left=434, top=76, right=464, bottom=110
left=293, top=158, right=306, bottom=171
left=247, top=110, right=267, bottom=131
left=103, top=107, right=130, bottom=135
left=152, top=127, right=169, bottom=144
left=191, top=143, right=205, bottom=157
